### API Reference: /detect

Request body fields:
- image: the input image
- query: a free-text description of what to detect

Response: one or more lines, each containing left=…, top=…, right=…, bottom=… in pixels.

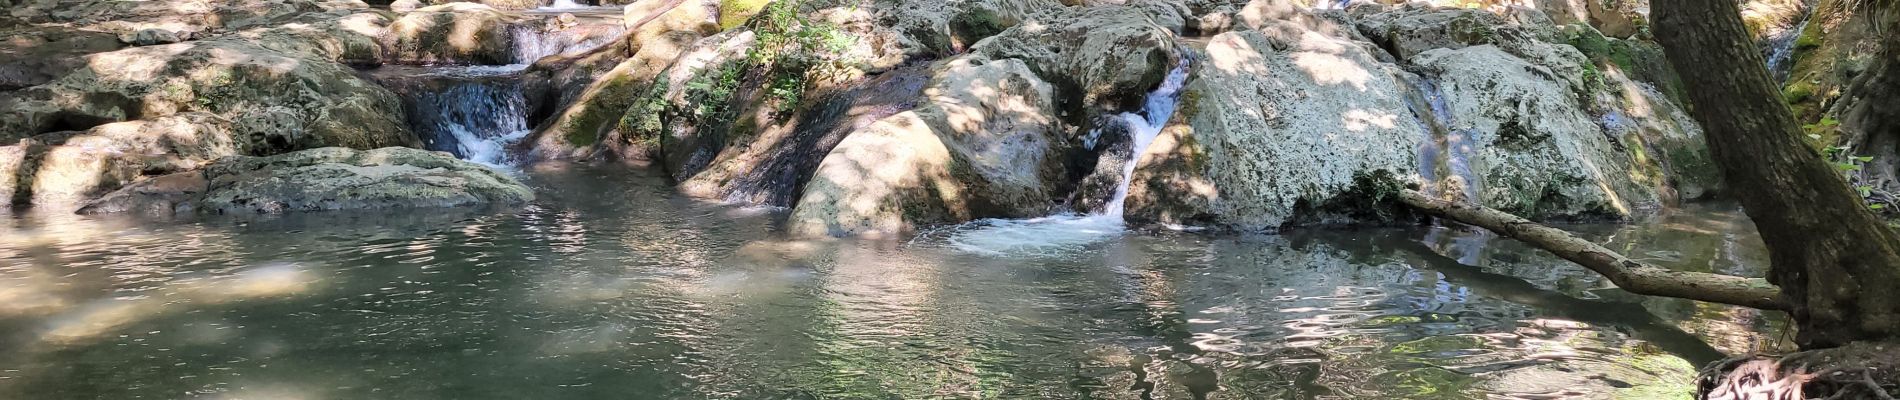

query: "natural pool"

left=0, top=164, right=1786, bottom=399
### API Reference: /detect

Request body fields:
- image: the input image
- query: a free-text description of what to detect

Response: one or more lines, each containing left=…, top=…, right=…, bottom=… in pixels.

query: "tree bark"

left=1398, top=190, right=1786, bottom=311
left=1654, top=0, right=1900, bottom=348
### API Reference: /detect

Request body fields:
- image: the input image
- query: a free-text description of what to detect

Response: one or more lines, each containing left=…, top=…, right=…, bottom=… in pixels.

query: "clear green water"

left=0, top=165, right=1785, bottom=399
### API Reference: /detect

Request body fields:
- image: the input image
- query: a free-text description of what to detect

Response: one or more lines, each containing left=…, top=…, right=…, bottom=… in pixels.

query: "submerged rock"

left=79, top=147, right=534, bottom=215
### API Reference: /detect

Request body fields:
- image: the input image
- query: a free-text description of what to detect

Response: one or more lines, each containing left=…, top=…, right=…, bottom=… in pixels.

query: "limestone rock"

left=0, top=25, right=125, bottom=91
left=1414, top=45, right=1658, bottom=218
left=420, top=0, right=547, bottom=11
left=973, top=6, right=1181, bottom=115
left=2, top=113, right=240, bottom=210
left=788, top=56, right=1066, bottom=237
left=232, top=12, right=392, bottom=64
left=0, top=39, right=417, bottom=152
left=9, top=0, right=371, bottom=43
left=392, top=0, right=425, bottom=12
left=623, top=0, right=720, bottom=47
left=382, top=3, right=518, bottom=64
left=1123, top=26, right=1426, bottom=229
left=79, top=147, right=535, bottom=215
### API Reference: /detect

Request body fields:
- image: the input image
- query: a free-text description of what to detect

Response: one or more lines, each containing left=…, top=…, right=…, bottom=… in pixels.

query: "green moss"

left=1783, top=81, right=1816, bottom=103
left=559, top=74, right=644, bottom=147
left=1795, top=24, right=1825, bottom=50
left=949, top=8, right=1008, bottom=47
left=718, top=0, right=771, bottom=31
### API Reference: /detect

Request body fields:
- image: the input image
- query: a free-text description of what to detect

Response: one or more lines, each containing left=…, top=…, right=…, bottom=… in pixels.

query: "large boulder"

left=79, top=147, right=535, bottom=215
left=382, top=3, right=518, bottom=64
left=1122, top=25, right=1426, bottom=229
left=230, top=12, right=392, bottom=65
left=0, top=25, right=125, bottom=91
left=0, top=39, right=417, bottom=152
left=9, top=0, right=373, bottom=45
left=1413, top=45, right=1659, bottom=217
left=418, top=0, right=548, bottom=11
left=2, top=113, right=240, bottom=210
left=521, top=0, right=724, bottom=159
left=973, top=6, right=1181, bottom=117
left=788, top=56, right=1067, bottom=237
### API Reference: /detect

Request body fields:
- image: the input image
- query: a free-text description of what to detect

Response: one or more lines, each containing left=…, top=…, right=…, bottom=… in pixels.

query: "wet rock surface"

left=0, top=0, right=1723, bottom=237
left=79, top=147, right=534, bottom=215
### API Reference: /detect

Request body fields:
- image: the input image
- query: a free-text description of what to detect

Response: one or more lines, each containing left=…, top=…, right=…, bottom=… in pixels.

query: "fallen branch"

left=1397, top=190, right=1788, bottom=311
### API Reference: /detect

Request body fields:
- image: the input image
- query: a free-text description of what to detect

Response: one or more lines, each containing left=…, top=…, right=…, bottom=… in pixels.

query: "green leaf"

left=1858, top=156, right=1876, bottom=162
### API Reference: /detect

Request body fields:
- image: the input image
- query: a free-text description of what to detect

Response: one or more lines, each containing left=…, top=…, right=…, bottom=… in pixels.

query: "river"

left=0, top=164, right=1786, bottom=399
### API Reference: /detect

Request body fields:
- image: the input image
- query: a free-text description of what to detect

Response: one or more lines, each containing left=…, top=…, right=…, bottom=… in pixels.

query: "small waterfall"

left=930, top=57, right=1192, bottom=255
left=372, top=65, right=534, bottom=168
left=545, top=0, right=588, bottom=9
left=1403, top=74, right=1481, bottom=202
left=1099, top=59, right=1193, bottom=218
left=1764, top=17, right=1810, bottom=82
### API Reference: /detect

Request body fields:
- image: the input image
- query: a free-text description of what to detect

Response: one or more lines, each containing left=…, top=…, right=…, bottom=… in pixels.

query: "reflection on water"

left=0, top=164, right=1787, bottom=399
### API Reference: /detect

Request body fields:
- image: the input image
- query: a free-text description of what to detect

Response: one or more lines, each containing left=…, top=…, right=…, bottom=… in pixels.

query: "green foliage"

left=741, top=0, right=860, bottom=115
left=1820, top=144, right=1896, bottom=212
left=684, top=63, right=746, bottom=118
left=747, top=0, right=855, bottom=67
left=1804, top=116, right=1842, bottom=148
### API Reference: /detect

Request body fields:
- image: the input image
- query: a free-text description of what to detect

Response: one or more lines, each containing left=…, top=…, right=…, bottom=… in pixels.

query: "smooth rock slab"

left=79, top=147, right=534, bottom=215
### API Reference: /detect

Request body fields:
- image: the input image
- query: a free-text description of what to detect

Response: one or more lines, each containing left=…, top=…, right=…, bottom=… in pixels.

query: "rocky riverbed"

left=0, top=0, right=1757, bottom=236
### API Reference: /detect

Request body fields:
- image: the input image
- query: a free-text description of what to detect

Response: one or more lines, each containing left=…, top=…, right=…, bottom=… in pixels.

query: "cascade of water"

left=545, top=0, right=588, bottom=9
left=932, top=57, right=1192, bottom=255
left=1402, top=75, right=1481, bottom=202
left=1098, top=58, right=1193, bottom=218
left=1764, top=17, right=1811, bottom=82
left=375, top=66, right=534, bottom=168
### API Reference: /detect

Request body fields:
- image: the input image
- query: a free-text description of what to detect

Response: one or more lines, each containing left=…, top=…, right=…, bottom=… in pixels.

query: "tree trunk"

left=1399, top=190, right=1785, bottom=310
left=1654, top=0, right=1900, bottom=348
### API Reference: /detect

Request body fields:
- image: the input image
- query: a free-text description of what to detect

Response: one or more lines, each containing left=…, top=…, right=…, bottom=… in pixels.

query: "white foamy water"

left=453, top=128, right=533, bottom=169
left=939, top=58, right=1192, bottom=255
left=373, top=65, right=534, bottom=169
left=541, top=0, right=591, bottom=10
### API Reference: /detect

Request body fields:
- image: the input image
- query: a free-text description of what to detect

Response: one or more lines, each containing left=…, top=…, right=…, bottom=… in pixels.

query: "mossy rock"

left=718, top=0, right=770, bottom=31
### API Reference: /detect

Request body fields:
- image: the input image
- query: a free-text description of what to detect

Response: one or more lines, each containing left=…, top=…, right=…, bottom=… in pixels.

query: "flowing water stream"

left=0, top=165, right=1788, bottom=398
left=0, top=23, right=1792, bottom=398
left=1403, top=74, right=1481, bottom=201
left=937, top=58, right=1194, bottom=255
left=370, top=65, right=535, bottom=168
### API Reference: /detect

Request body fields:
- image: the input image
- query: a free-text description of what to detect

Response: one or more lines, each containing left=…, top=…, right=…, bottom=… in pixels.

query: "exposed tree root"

left=1697, top=343, right=1900, bottom=399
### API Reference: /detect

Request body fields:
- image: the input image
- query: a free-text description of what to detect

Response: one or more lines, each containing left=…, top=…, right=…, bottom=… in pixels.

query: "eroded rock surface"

left=79, top=147, right=534, bottom=215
